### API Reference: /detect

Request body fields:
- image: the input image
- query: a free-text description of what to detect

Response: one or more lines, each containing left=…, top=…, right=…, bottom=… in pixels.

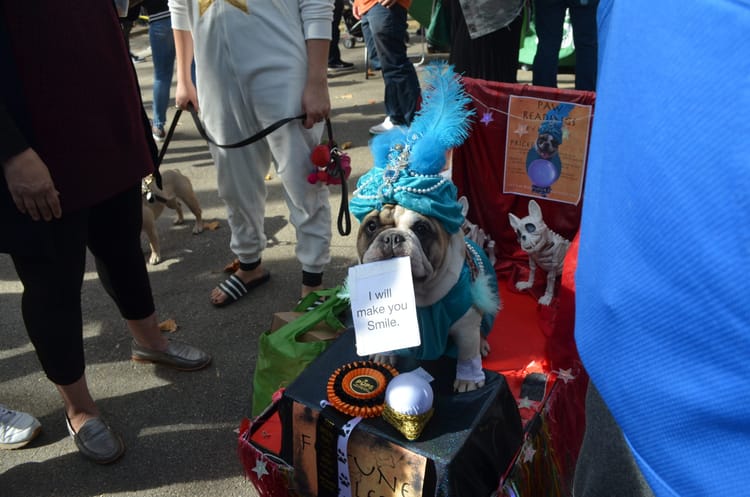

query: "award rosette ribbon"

left=326, top=361, right=399, bottom=418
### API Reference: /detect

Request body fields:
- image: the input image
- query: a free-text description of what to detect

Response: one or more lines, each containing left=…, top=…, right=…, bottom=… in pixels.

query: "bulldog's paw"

left=453, top=378, right=485, bottom=392
left=516, top=280, right=533, bottom=291
left=149, top=252, right=161, bottom=265
left=454, top=356, right=485, bottom=393
left=369, top=353, right=397, bottom=367
left=192, top=221, right=204, bottom=235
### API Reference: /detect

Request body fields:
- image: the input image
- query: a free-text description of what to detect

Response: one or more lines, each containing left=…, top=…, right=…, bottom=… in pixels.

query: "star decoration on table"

left=513, top=123, right=529, bottom=137
left=554, top=368, right=576, bottom=384
left=517, top=396, right=538, bottom=410
left=521, top=443, right=537, bottom=463
left=252, top=457, right=269, bottom=480
left=480, top=111, right=494, bottom=126
left=199, top=0, right=249, bottom=17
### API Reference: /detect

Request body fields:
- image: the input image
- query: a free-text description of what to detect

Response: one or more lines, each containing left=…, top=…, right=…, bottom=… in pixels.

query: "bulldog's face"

left=356, top=204, right=451, bottom=283
left=534, top=132, right=560, bottom=160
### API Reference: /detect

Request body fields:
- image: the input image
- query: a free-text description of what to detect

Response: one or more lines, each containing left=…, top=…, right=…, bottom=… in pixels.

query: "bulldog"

left=356, top=203, right=498, bottom=392
left=350, top=62, right=499, bottom=392
left=142, top=169, right=203, bottom=265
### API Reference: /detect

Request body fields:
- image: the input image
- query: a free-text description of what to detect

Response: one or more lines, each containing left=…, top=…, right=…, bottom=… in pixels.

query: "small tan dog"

left=142, top=169, right=203, bottom=265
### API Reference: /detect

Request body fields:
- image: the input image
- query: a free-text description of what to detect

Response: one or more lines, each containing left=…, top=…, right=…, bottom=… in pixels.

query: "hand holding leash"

left=155, top=105, right=352, bottom=236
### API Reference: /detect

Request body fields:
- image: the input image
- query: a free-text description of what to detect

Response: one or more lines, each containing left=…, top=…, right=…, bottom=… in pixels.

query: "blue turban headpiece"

left=537, top=102, right=574, bottom=143
left=350, top=63, right=474, bottom=234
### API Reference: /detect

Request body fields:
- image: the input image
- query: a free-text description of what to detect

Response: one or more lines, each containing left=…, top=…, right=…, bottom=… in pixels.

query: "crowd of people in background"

left=6, top=2, right=749, bottom=497
left=1, top=0, right=603, bottom=475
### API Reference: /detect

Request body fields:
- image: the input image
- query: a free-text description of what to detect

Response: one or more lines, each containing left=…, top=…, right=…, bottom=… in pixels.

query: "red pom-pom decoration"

left=310, top=144, right=330, bottom=167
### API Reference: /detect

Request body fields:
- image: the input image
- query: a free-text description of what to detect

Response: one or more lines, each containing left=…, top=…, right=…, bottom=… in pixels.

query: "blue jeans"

left=148, top=17, right=175, bottom=129
left=532, top=0, right=598, bottom=91
left=361, top=17, right=381, bottom=71
left=360, top=4, right=420, bottom=125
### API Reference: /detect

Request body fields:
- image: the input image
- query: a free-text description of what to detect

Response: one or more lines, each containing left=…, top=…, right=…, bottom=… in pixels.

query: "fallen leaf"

left=224, top=259, right=240, bottom=273
left=340, top=141, right=352, bottom=150
left=203, top=220, right=220, bottom=231
left=265, top=173, right=273, bottom=180
left=338, top=94, right=353, bottom=99
left=159, top=319, right=178, bottom=333
left=367, top=99, right=377, bottom=105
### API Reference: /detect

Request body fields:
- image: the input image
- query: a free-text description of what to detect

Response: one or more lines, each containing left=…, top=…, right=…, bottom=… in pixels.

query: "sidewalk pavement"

left=0, top=23, right=557, bottom=497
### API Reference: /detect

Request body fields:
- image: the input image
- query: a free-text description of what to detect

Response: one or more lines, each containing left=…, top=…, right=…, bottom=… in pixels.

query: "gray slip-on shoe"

left=131, top=339, right=212, bottom=371
left=66, top=417, right=124, bottom=465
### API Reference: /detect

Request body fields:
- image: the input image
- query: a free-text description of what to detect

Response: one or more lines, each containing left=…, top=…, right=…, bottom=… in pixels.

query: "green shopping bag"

left=250, top=286, right=350, bottom=417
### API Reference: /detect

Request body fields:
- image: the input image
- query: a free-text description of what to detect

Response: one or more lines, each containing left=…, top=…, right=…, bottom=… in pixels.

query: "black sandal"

left=212, top=271, right=271, bottom=308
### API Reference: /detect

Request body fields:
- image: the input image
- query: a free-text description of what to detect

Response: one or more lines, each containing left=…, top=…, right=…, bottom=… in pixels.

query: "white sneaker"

left=0, top=404, right=42, bottom=449
left=369, top=116, right=405, bottom=135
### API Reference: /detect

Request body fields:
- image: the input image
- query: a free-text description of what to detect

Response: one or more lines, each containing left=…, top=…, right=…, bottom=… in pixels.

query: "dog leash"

left=155, top=104, right=351, bottom=236
left=323, top=118, right=351, bottom=236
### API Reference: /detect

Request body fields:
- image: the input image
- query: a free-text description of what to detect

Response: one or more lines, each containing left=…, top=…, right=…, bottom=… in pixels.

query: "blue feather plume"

left=409, top=62, right=474, bottom=175
left=544, top=102, right=574, bottom=122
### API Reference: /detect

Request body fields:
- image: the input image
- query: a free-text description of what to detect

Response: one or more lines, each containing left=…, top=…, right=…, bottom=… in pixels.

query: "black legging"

left=11, top=184, right=155, bottom=385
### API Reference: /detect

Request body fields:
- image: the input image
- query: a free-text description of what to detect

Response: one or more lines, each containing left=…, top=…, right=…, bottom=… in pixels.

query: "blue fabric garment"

left=574, top=1, right=750, bottom=496
left=400, top=239, right=498, bottom=360
left=148, top=15, right=175, bottom=128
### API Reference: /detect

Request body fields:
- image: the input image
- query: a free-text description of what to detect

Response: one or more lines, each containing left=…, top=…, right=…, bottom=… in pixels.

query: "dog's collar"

left=464, top=240, right=486, bottom=281
left=142, top=175, right=169, bottom=204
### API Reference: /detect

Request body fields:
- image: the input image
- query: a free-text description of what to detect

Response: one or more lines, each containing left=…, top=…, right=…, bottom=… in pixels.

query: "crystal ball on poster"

left=527, top=159, right=560, bottom=188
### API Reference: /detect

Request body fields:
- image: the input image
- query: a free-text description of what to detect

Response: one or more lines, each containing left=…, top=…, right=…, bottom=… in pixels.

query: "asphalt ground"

left=1, top=22, right=571, bottom=497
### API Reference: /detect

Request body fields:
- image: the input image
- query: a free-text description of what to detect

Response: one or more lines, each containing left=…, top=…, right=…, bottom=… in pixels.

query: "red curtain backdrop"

left=452, top=78, right=595, bottom=279
left=452, top=79, right=596, bottom=491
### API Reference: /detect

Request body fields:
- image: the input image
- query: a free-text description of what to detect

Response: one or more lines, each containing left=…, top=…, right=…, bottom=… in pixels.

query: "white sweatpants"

left=209, top=120, right=332, bottom=273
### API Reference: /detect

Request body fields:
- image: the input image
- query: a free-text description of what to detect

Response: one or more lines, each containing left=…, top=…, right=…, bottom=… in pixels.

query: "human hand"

left=2, top=148, right=61, bottom=221
left=302, top=79, right=331, bottom=129
left=175, top=80, right=199, bottom=113
left=353, top=3, right=361, bottom=18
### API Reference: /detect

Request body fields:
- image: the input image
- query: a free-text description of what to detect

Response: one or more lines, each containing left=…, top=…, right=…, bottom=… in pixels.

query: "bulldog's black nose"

left=383, top=233, right=405, bottom=248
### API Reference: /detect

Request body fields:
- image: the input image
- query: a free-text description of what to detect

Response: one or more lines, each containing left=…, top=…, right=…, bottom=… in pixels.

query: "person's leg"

left=87, top=186, right=160, bottom=343
left=329, top=0, right=344, bottom=64
left=573, top=382, right=655, bottom=497
left=209, top=142, right=273, bottom=304
left=87, top=185, right=211, bottom=368
left=532, top=0, right=567, bottom=88
left=10, top=210, right=100, bottom=432
left=56, top=377, right=99, bottom=432
left=148, top=16, right=176, bottom=136
left=360, top=14, right=381, bottom=71
left=266, top=121, right=332, bottom=297
left=364, top=3, right=420, bottom=125
left=568, top=0, right=598, bottom=91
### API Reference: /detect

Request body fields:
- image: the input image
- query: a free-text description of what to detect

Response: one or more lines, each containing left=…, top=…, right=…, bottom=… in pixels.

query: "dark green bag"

left=426, top=0, right=451, bottom=52
left=250, top=286, right=350, bottom=417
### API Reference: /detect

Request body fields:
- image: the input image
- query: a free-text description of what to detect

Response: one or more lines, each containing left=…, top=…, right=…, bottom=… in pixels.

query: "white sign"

left=347, top=257, right=421, bottom=357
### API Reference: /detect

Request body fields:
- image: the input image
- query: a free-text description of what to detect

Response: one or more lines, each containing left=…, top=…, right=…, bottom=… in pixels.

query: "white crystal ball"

left=385, top=372, right=434, bottom=416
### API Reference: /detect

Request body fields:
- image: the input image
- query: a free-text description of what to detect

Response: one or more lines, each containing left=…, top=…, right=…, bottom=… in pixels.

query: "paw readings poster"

left=503, top=96, right=592, bottom=205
